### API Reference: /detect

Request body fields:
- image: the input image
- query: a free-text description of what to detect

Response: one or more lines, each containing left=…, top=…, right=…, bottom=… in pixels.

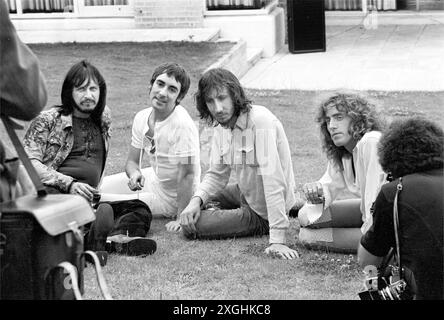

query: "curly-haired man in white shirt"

left=298, top=93, right=387, bottom=253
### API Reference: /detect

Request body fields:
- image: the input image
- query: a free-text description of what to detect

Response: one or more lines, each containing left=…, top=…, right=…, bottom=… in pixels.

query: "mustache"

left=80, top=98, right=96, bottom=104
left=73, top=104, right=94, bottom=113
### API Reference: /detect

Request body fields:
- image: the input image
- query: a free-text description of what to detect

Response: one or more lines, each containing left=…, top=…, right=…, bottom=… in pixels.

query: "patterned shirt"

left=23, top=106, right=111, bottom=192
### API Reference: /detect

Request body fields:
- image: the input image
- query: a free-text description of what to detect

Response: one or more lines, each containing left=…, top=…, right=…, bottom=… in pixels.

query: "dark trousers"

left=84, top=203, right=114, bottom=251
left=103, top=199, right=153, bottom=238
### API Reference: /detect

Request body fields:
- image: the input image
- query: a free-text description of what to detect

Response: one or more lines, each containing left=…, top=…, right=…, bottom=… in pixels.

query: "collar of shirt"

left=233, top=110, right=249, bottom=131
left=56, top=106, right=111, bottom=136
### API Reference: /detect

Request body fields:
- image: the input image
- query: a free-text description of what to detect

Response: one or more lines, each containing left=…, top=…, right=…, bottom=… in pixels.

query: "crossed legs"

left=182, top=184, right=269, bottom=240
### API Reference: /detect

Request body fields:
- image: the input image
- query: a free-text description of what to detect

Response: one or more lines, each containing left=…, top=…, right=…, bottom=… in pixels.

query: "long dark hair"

left=316, top=93, right=385, bottom=169
left=195, top=68, right=251, bottom=126
left=378, top=117, right=443, bottom=179
left=60, top=60, right=107, bottom=125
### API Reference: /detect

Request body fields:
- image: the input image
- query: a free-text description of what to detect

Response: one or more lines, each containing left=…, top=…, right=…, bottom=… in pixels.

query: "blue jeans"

left=184, top=184, right=269, bottom=240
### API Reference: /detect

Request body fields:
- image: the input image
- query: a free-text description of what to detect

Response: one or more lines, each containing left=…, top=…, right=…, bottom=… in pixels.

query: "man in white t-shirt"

left=124, top=62, right=200, bottom=231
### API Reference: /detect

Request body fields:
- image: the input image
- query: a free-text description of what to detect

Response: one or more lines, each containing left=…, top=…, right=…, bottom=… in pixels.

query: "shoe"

left=106, top=235, right=157, bottom=256
left=85, top=250, right=108, bottom=267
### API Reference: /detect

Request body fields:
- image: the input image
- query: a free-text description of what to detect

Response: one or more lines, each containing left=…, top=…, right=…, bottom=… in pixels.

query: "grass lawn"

left=7, top=42, right=444, bottom=300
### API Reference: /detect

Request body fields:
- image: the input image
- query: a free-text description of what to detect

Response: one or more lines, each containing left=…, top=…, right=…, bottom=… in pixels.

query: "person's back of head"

left=378, top=116, right=443, bottom=300
left=0, top=0, right=47, bottom=121
left=378, top=116, right=443, bottom=179
left=1, top=0, right=48, bottom=202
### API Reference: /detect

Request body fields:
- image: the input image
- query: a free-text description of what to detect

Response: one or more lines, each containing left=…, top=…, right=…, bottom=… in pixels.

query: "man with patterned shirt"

left=23, top=60, right=155, bottom=264
left=180, top=68, right=299, bottom=260
left=24, top=61, right=111, bottom=196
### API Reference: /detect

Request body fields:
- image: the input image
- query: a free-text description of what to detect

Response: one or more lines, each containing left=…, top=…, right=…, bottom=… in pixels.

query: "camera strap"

left=393, top=177, right=403, bottom=280
left=1, top=115, right=47, bottom=197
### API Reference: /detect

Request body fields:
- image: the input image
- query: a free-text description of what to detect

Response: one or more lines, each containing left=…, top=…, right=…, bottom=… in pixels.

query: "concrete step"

left=17, top=27, right=221, bottom=44
left=246, top=47, right=263, bottom=68
left=210, top=38, right=265, bottom=79
left=205, top=38, right=249, bottom=77
left=215, top=37, right=238, bottom=43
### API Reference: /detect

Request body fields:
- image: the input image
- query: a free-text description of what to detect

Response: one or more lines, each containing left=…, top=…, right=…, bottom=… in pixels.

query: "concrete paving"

left=240, top=24, right=444, bottom=91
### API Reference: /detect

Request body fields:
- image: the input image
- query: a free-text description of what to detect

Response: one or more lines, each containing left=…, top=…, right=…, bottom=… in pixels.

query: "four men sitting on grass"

left=21, top=58, right=443, bottom=298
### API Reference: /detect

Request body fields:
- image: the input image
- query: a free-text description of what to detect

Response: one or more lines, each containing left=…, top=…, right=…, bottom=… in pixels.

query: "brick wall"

left=134, top=0, right=204, bottom=28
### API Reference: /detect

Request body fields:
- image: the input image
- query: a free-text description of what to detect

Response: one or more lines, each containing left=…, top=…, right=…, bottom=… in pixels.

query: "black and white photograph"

left=1, top=0, right=443, bottom=310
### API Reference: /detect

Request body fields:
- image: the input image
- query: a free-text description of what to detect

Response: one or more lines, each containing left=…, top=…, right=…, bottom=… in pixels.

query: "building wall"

left=134, top=0, right=204, bottom=28
left=404, top=0, right=444, bottom=10
left=277, top=0, right=287, bottom=42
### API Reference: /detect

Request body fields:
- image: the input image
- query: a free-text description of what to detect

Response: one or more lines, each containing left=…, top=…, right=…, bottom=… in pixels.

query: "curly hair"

left=195, top=68, right=251, bottom=126
left=149, top=62, right=190, bottom=105
left=378, top=117, right=443, bottom=179
left=316, top=93, right=385, bottom=169
left=60, top=60, right=106, bottom=126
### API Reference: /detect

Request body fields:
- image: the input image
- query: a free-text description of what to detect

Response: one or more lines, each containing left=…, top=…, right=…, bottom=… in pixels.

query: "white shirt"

left=319, top=131, right=387, bottom=233
left=195, top=105, right=296, bottom=244
left=131, top=105, right=201, bottom=200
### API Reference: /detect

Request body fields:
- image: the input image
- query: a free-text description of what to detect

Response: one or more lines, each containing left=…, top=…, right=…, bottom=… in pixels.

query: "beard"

left=73, top=101, right=96, bottom=115
left=217, top=114, right=237, bottom=129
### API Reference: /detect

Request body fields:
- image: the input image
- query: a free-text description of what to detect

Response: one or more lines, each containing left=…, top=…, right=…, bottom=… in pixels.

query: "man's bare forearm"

left=125, top=159, right=140, bottom=179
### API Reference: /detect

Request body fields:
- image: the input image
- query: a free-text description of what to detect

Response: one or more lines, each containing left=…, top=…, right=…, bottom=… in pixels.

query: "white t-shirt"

left=131, top=105, right=201, bottom=215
